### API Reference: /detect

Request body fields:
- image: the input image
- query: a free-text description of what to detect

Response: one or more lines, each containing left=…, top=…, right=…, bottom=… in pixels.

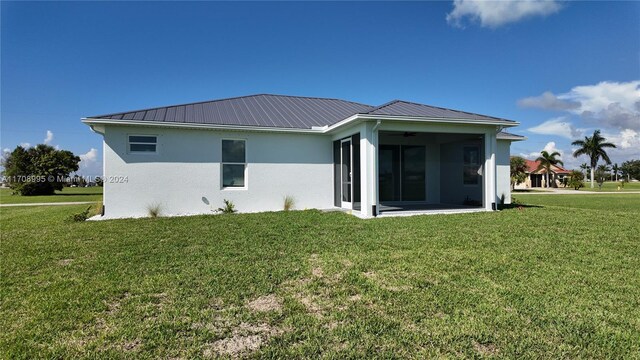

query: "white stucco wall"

left=496, top=139, right=512, bottom=204
left=102, top=125, right=333, bottom=218
left=98, top=120, right=514, bottom=218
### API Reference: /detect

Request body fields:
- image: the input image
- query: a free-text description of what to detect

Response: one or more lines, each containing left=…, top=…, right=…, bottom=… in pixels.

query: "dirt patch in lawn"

left=362, top=271, right=412, bottom=292
left=246, top=294, right=281, bottom=312
left=57, top=258, right=74, bottom=266
left=473, top=341, right=499, bottom=356
left=121, top=339, right=142, bottom=352
left=204, top=322, right=285, bottom=358
left=309, top=253, right=324, bottom=278
left=105, top=292, right=130, bottom=316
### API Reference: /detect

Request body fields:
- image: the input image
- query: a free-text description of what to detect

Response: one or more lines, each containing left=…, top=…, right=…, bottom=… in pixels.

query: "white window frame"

left=463, top=145, right=480, bottom=187
left=127, top=134, right=159, bottom=155
left=221, top=138, right=247, bottom=190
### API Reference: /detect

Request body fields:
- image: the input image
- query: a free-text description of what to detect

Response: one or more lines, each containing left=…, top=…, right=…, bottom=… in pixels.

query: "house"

left=514, top=159, right=571, bottom=189
left=82, top=94, right=525, bottom=218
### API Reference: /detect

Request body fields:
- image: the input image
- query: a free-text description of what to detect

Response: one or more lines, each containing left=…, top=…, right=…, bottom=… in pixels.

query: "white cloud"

left=520, top=141, right=585, bottom=169
left=619, top=129, right=638, bottom=149
left=521, top=141, right=564, bottom=159
left=79, top=148, right=98, bottom=164
left=595, top=129, right=640, bottom=164
left=518, top=91, right=580, bottom=111
left=44, top=130, right=54, bottom=145
left=519, top=81, right=640, bottom=131
left=563, top=81, right=640, bottom=115
left=527, top=117, right=583, bottom=139
left=20, top=142, right=31, bottom=148
left=78, top=148, right=101, bottom=176
left=446, top=0, right=562, bottom=28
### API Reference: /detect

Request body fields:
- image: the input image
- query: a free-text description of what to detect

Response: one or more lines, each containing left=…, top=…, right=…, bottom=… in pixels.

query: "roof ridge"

left=88, top=93, right=374, bottom=119
left=260, top=93, right=374, bottom=109
left=363, top=99, right=402, bottom=114
left=375, top=99, right=514, bottom=122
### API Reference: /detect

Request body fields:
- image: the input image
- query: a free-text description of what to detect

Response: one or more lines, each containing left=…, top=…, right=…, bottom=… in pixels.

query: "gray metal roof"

left=365, top=100, right=514, bottom=123
left=497, top=131, right=526, bottom=141
left=87, top=94, right=517, bottom=129
left=89, top=94, right=374, bottom=130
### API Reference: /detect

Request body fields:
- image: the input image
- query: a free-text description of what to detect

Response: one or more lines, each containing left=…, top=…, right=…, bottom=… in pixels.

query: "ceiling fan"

left=390, top=132, right=417, bottom=137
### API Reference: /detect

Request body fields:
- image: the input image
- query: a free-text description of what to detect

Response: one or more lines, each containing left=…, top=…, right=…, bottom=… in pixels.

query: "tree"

left=535, top=150, right=563, bottom=188
left=95, top=176, right=104, bottom=187
left=612, top=163, right=619, bottom=182
left=595, top=164, right=610, bottom=190
left=568, top=170, right=584, bottom=190
left=510, top=156, right=528, bottom=189
left=1, top=144, right=80, bottom=195
left=572, top=130, right=617, bottom=188
left=579, top=163, right=589, bottom=177
left=620, top=159, right=640, bottom=181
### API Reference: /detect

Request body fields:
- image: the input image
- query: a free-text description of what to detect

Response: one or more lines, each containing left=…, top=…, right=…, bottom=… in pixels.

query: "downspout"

left=372, top=120, right=382, bottom=216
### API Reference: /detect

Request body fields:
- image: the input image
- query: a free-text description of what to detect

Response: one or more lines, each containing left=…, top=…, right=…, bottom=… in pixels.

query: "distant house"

left=83, top=94, right=524, bottom=218
left=515, top=159, right=571, bottom=189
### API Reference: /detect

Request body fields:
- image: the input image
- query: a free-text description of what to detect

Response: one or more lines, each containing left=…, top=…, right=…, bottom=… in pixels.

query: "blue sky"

left=2, top=1, right=638, bottom=176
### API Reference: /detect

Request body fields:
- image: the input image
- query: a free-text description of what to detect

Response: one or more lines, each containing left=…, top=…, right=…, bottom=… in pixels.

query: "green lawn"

left=576, top=181, right=640, bottom=192
left=0, top=186, right=102, bottom=204
left=1, top=195, right=639, bottom=358
left=514, top=193, right=640, bottom=212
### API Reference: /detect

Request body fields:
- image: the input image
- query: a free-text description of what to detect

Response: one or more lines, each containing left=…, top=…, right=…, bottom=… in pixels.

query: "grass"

left=576, top=181, right=640, bottom=192
left=0, top=186, right=102, bottom=204
left=1, top=194, right=639, bottom=358
left=514, top=193, right=640, bottom=212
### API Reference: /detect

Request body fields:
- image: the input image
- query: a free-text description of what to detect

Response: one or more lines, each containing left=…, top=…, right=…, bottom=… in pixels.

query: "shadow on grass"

left=498, top=203, right=543, bottom=210
left=512, top=189, right=552, bottom=193
left=54, top=193, right=103, bottom=197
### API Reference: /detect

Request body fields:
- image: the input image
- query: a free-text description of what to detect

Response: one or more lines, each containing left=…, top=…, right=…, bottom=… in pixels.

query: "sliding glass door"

left=340, top=138, right=352, bottom=209
left=402, top=146, right=426, bottom=201
left=379, top=145, right=426, bottom=202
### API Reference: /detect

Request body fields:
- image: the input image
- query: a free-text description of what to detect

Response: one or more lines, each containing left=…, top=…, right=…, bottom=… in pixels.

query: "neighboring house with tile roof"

left=514, top=159, right=571, bottom=189
left=83, top=94, right=524, bottom=218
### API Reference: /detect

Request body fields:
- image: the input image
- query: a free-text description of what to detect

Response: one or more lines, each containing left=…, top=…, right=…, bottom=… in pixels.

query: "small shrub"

left=216, top=199, right=237, bottom=214
left=147, top=203, right=162, bottom=218
left=283, top=195, right=295, bottom=211
left=568, top=170, right=585, bottom=190
left=66, top=206, right=91, bottom=222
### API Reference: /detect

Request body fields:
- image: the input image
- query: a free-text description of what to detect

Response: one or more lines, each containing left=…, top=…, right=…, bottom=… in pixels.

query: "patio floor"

left=377, top=203, right=485, bottom=217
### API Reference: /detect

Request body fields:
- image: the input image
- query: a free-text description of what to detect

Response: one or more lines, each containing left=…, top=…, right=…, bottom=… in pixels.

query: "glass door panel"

left=379, top=145, right=400, bottom=202
left=341, top=139, right=351, bottom=207
left=401, top=146, right=426, bottom=201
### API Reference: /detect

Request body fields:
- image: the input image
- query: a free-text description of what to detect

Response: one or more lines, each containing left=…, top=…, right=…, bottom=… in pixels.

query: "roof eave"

left=497, top=135, right=527, bottom=141
left=81, top=118, right=325, bottom=134
left=83, top=113, right=521, bottom=135
left=356, top=114, right=519, bottom=127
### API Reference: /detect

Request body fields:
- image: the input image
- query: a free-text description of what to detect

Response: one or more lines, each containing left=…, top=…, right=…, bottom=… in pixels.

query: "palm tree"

left=572, top=130, right=617, bottom=188
left=510, top=156, right=528, bottom=189
left=596, top=164, right=611, bottom=189
left=535, top=150, right=564, bottom=188
left=580, top=163, right=589, bottom=177
left=612, top=163, right=619, bottom=182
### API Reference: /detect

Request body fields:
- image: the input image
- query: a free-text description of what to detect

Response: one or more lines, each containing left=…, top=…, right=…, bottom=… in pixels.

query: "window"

left=128, top=135, right=157, bottom=153
left=222, top=139, right=246, bottom=188
left=463, top=146, right=480, bottom=185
